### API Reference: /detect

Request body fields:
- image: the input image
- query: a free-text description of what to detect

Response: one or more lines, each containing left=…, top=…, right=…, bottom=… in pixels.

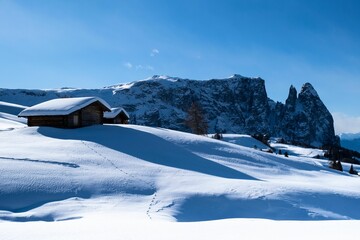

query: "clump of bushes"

left=252, top=133, right=271, bottom=147
left=329, top=160, right=343, bottom=172
left=212, top=132, right=223, bottom=140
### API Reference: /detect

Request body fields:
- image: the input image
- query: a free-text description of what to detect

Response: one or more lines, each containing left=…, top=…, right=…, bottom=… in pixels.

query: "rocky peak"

left=229, top=74, right=246, bottom=79
left=299, top=82, right=320, bottom=99
left=285, top=85, right=297, bottom=111
left=278, top=82, right=337, bottom=146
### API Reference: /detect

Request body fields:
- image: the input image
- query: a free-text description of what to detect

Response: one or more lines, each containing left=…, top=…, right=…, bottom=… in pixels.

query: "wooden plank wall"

left=67, top=111, right=79, bottom=128
left=81, top=102, right=103, bottom=126
left=28, top=116, right=66, bottom=127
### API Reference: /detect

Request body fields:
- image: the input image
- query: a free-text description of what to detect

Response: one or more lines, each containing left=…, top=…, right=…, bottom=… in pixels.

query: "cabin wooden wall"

left=80, top=102, right=104, bottom=126
left=103, top=118, right=114, bottom=124
left=67, top=111, right=80, bottom=128
left=118, top=112, right=129, bottom=124
left=115, top=115, right=129, bottom=124
left=103, top=112, right=129, bottom=124
left=28, top=116, right=66, bottom=127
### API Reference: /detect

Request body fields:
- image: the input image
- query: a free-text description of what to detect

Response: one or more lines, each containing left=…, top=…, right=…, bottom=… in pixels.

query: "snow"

left=221, top=134, right=270, bottom=150
left=107, top=82, right=134, bottom=90
left=269, top=140, right=325, bottom=158
left=18, top=97, right=111, bottom=117
left=229, top=74, right=245, bottom=78
left=2, top=216, right=360, bottom=240
left=1, top=111, right=360, bottom=239
left=0, top=101, right=27, bottom=115
left=103, top=107, right=129, bottom=119
left=148, top=75, right=179, bottom=82
left=0, top=112, right=26, bottom=130
left=0, top=101, right=27, bottom=109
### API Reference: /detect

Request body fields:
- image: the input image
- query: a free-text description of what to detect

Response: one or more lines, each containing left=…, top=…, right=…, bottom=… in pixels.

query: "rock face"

left=273, top=83, right=338, bottom=146
left=0, top=74, right=338, bottom=147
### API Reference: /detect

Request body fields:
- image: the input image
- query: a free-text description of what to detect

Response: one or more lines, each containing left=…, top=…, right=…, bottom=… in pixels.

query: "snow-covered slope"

left=221, top=134, right=326, bottom=158
left=221, top=134, right=270, bottom=150
left=1, top=114, right=360, bottom=239
left=0, top=113, right=26, bottom=131
left=0, top=101, right=27, bottom=130
left=0, top=101, right=27, bottom=115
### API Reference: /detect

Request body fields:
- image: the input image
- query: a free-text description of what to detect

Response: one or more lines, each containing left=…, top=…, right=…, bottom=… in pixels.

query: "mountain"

left=0, top=74, right=338, bottom=147
left=271, top=82, right=338, bottom=147
left=340, top=133, right=360, bottom=152
left=340, top=133, right=360, bottom=140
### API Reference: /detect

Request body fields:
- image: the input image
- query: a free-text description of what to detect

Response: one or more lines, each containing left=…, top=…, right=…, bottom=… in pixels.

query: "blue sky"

left=1, top=0, right=360, bottom=133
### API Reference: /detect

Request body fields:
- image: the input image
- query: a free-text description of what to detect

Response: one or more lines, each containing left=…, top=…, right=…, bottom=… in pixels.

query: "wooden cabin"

left=103, top=107, right=129, bottom=124
left=18, top=97, right=111, bottom=128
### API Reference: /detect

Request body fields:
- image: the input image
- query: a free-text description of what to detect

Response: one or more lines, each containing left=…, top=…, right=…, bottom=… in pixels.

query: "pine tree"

left=185, top=102, right=208, bottom=135
left=349, top=164, right=358, bottom=175
left=336, top=160, right=343, bottom=172
left=131, top=115, right=137, bottom=124
left=329, top=160, right=343, bottom=172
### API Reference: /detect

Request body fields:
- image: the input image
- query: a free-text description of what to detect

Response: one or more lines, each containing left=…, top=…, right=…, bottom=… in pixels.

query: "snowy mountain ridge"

left=340, top=132, right=360, bottom=140
left=0, top=74, right=337, bottom=147
left=340, top=133, right=360, bottom=152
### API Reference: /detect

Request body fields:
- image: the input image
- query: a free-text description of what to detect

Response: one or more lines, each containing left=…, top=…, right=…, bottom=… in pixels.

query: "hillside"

left=0, top=102, right=27, bottom=131
left=0, top=74, right=338, bottom=147
left=1, top=109, right=360, bottom=239
left=340, top=133, right=360, bottom=152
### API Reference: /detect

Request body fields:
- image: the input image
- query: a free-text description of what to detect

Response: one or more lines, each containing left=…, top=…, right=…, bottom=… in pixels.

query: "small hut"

left=18, top=97, right=111, bottom=128
left=103, top=107, right=129, bottom=124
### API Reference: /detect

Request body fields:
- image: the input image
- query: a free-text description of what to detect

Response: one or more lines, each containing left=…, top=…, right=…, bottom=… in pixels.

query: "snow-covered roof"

left=18, top=97, right=111, bottom=117
left=103, top=107, right=129, bottom=119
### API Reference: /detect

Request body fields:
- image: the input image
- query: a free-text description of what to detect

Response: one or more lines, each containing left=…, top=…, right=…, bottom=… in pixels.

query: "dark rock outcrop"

left=277, top=83, right=337, bottom=146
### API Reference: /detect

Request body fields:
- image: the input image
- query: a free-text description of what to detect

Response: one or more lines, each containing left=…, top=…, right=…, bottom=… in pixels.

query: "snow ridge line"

left=80, top=140, right=157, bottom=220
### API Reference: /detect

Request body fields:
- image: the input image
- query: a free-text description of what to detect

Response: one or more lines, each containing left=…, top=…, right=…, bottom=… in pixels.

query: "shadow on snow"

left=0, top=156, right=79, bottom=168
left=175, top=193, right=360, bottom=222
left=37, top=125, right=257, bottom=181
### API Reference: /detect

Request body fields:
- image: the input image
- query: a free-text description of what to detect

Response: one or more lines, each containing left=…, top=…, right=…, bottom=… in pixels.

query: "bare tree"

left=185, top=102, right=208, bottom=135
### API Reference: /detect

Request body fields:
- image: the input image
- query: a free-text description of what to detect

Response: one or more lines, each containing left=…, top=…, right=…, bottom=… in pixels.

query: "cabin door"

left=73, top=114, right=79, bottom=126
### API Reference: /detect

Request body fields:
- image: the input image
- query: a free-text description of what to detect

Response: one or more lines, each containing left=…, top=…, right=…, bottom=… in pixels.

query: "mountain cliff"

left=0, top=74, right=338, bottom=147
